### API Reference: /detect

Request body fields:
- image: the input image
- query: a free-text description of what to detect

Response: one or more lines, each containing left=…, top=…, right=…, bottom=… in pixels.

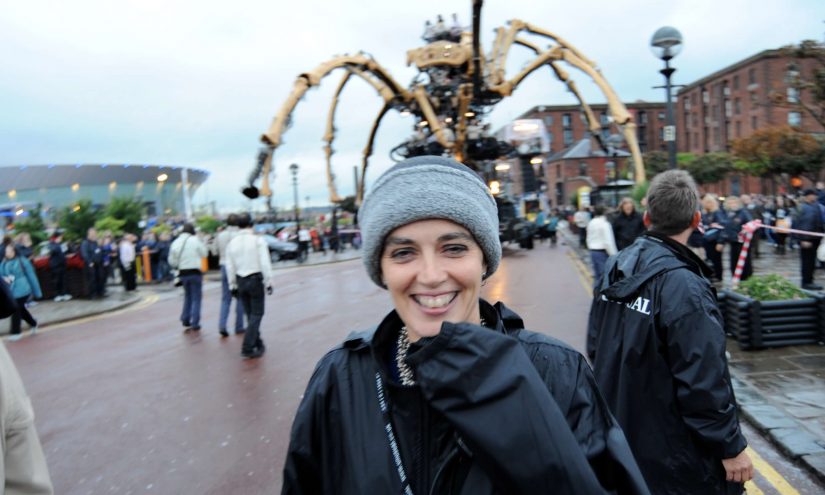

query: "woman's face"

left=5, top=244, right=16, bottom=259
left=380, top=219, right=486, bottom=342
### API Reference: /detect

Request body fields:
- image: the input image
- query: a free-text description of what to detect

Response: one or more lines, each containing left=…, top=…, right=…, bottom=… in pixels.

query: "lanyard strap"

left=375, top=372, right=414, bottom=495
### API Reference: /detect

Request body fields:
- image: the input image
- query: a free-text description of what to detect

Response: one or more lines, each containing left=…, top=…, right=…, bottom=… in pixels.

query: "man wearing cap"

left=794, top=188, right=825, bottom=290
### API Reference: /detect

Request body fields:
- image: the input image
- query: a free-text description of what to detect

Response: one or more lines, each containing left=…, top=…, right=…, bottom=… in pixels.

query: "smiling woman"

left=281, top=156, right=651, bottom=495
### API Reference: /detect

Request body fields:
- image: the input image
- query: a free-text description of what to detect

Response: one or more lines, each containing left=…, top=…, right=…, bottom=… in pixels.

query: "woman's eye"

left=389, top=248, right=415, bottom=260
left=443, top=244, right=468, bottom=255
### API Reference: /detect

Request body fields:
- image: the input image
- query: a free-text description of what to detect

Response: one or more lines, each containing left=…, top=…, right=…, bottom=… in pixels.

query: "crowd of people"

left=566, top=184, right=825, bottom=290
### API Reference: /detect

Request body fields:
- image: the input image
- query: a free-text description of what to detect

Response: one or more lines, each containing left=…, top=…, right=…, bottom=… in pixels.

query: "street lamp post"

left=651, top=26, right=683, bottom=170
left=289, top=163, right=300, bottom=231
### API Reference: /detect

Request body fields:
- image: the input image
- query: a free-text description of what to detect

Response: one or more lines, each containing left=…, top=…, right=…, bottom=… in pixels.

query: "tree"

left=11, top=204, right=48, bottom=245
left=782, top=40, right=825, bottom=128
left=103, top=197, right=145, bottom=234
left=642, top=151, right=669, bottom=179
left=196, top=215, right=221, bottom=234
left=684, top=152, right=735, bottom=185
left=58, top=199, right=100, bottom=242
left=731, top=125, right=824, bottom=182
left=334, top=195, right=358, bottom=215
left=94, top=216, right=126, bottom=237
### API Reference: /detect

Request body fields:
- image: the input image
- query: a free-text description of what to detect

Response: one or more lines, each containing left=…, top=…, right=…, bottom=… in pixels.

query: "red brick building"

left=676, top=47, right=825, bottom=195
left=516, top=101, right=668, bottom=154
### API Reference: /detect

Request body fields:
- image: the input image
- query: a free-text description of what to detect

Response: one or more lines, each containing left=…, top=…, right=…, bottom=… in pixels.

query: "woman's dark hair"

left=182, top=223, right=196, bottom=235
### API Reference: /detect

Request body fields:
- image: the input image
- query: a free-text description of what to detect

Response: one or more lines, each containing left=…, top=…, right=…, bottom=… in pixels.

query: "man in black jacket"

left=794, top=188, right=824, bottom=290
left=80, top=228, right=105, bottom=299
left=47, top=231, right=71, bottom=302
left=587, top=170, right=752, bottom=494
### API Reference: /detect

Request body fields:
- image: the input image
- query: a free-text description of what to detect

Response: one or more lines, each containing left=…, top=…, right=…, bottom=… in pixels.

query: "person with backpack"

left=0, top=243, right=42, bottom=340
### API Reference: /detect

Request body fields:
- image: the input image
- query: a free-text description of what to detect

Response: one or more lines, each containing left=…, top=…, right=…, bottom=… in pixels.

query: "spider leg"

left=256, top=54, right=411, bottom=200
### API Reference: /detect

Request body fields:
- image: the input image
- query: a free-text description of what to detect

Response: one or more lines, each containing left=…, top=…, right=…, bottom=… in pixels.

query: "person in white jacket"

left=586, top=205, right=618, bottom=288
left=226, top=213, right=273, bottom=359
left=169, top=224, right=208, bottom=331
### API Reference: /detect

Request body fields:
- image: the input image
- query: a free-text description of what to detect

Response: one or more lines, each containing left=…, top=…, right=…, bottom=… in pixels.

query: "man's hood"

left=600, top=233, right=708, bottom=303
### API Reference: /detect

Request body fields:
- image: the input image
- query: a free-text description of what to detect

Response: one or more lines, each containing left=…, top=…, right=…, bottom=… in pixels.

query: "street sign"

left=664, top=125, right=676, bottom=142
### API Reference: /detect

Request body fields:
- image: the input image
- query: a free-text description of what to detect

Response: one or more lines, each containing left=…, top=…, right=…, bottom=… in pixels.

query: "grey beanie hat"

left=358, top=155, right=501, bottom=288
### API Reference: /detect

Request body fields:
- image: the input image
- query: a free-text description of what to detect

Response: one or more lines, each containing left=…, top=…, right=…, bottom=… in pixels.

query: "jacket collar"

left=645, top=231, right=714, bottom=279
left=342, top=299, right=523, bottom=383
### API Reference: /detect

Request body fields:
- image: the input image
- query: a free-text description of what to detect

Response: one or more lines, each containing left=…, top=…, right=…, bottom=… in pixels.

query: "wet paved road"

left=6, top=241, right=823, bottom=494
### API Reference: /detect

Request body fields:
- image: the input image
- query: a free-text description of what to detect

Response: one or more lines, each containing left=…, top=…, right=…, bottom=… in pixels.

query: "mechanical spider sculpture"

left=243, top=0, right=645, bottom=205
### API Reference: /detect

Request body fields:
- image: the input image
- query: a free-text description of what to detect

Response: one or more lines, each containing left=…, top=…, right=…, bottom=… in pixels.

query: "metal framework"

left=245, top=0, right=645, bottom=204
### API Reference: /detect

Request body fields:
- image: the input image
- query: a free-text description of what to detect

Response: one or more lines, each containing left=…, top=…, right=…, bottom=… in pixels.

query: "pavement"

left=565, top=227, right=825, bottom=483
left=4, top=247, right=363, bottom=335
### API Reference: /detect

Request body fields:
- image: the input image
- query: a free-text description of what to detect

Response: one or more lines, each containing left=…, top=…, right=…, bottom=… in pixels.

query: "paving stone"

left=769, top=427, right=825, bottom=458
left=741, top=403, right=798, bottom=430
left=800, top=452, right=825, bottom=484
left=729, top=357, right=802, bottom=374
left=786, top=355, right=825, bottom=370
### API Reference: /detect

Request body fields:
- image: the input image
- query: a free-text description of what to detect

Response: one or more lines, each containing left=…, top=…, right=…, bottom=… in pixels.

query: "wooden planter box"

left=720, top=288, right=825, bottom=350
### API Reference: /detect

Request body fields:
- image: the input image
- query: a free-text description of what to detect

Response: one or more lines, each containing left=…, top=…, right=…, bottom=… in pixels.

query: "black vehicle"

left=262, top=235, right=305, bottom=262
left=496, top=196, right=535, bottom=249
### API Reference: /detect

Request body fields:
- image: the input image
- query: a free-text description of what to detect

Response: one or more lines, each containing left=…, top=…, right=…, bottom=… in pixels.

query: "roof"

left=548, top=138, right=631, bottom=161
left=677, top=48, right=782, bottom=93
left=517, top=100, right=666, bottom=119
left=0, top=164, right=209, bottom=192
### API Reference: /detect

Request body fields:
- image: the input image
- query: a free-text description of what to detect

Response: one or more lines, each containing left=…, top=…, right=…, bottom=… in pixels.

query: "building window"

left=787, top=87, right=800, bottom=104
left=734, top=98, right=741, bottom=115
left=563, top=129, right=574, bottom=146
left=725, top=100, right=732, bottom=118
left=685, top=132, right=690, bottom=149
left=788, top=111, right=802, bottom=127
left=702, top=89, right=709, bottom=104
left=562, top=113, right=571, bottom=128
left=751, top=116, right=758, bottom=130
left=556, top=164, right=561, bottom=178
left=543, top=115, right=554, bottom=127
left=750, top=92, right=758, bottom=103
left=639, top=111, right=648, bottom=125
left=547, top=132, right=553, bottom=143
left=736, top=121, right=741, bottom=137
left=733, top=75, right=740, bottom=90
left=692, top=113, right=698, bottom=126
left=684, top=99, right=691, bottom=111
left=658, top=112, right=665, bottom=121
left=748, top=68, right=756, bottom=85
left=579, top=162, right=588, bottom=176
left=722, top=82, right=730, bottom=97
left=599, top=112, right=609, bottom=126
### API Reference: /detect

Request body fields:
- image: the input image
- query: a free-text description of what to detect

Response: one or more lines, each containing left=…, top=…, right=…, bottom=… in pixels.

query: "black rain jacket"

left=587, top=233, right=747, bottom=495
left=283, top=300, right=650, bottom=495
left=611, top=211, right=646, bottom=251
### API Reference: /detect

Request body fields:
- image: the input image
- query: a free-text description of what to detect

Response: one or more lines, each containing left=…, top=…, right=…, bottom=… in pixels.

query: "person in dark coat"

left=47, top=232, right=71, bottom=301
left=719, top=196, right=754, bottom=281
left=282, top=156, right=649, bottom=495
left=611, top=197, right=645, bottom=251
left=794, top=188, right=825, bottom=290
left=80, top=228, right=106, bottom=298
left=701, top=194, right=726, bottom=282
left=588, top=170, right=752, bottom=495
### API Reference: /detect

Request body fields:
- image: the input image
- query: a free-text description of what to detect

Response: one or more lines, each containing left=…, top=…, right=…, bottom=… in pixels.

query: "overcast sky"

left=1, top=0, right=822, bottom=213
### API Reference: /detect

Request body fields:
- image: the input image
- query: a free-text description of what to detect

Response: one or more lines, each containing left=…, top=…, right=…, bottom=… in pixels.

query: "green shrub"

left=95, top=216, right=126, bottom=237
left=736, top=274, right=808, bottom=301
